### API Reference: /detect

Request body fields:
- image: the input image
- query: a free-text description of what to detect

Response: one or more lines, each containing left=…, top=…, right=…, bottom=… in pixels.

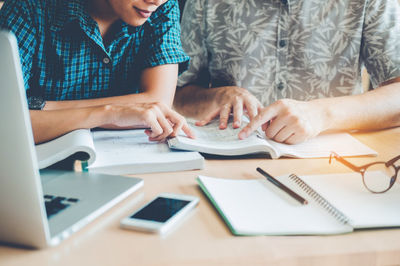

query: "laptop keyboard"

left=44, top=195, right=80, bottom=219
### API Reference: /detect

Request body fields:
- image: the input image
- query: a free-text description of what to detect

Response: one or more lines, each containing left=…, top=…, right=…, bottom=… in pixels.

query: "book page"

left=169, top=118, right=376, bottom=158
left=198, top=175, right=352, bottom=235
left=267, top=132, right=377, bottom=158
left=168, top=119, right=276, bottom=157
left=299, top=172, right=400, bottom=228
left=89, top=129, right=203, bottom=175
left=35, top=129, right=96, bottom=169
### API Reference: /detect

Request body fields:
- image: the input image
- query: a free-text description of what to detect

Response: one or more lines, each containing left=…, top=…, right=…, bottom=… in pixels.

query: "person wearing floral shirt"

left=175, top=0, right=400, bottom=144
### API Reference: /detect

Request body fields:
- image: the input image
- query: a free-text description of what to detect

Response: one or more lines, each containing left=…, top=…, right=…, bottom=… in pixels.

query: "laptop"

left=0, top=31, right=143, bottom=248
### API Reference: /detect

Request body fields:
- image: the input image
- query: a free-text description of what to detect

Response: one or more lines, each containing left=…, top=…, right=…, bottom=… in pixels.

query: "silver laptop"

left=0, top=31, right=143, bottom=248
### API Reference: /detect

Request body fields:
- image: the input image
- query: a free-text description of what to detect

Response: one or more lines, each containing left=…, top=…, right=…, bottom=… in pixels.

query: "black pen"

left=256, top=167, right=308, bottom=205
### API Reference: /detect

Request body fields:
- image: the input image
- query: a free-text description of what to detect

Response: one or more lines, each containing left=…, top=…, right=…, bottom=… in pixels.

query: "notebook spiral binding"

left=289, top=174, right=351, bottom=225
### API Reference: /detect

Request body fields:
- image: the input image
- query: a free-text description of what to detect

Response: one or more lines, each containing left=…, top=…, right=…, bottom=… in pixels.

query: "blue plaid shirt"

left=0, top=0, right=189, bottom=100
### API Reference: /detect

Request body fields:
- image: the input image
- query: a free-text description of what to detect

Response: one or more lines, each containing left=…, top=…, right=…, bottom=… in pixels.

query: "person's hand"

left=101, top=102, right=195, bottom=141
left=238, top=99, right=327, bottom=144
left=195, top=86, right=261, bottom=129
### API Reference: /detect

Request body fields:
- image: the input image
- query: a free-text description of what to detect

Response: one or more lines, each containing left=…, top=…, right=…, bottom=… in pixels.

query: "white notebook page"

left=198, top=175, right=352, bottom=235
left=300, top=172, right=400, bottom=228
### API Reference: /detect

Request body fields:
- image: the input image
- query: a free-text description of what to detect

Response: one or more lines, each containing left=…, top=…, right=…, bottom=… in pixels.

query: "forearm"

left=239, top=79, right=400, bottom=144
left=317, top=81, right=400, bottom=131
left=44, top=92, right=166, bottom=110
left=30, top=106, right=110, bottom=144
left=32, top=65, right=182, bottom=143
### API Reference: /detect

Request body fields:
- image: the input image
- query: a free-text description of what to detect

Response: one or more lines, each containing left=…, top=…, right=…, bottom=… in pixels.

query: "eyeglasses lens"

left=363, top=163, right=396, bottom=193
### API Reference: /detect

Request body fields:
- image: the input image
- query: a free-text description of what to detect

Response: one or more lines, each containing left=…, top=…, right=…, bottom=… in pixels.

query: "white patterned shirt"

left=177, top=0, right=400, bottom=106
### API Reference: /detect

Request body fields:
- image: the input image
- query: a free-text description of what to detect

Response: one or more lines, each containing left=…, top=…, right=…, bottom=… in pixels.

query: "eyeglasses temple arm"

left=386, top=155, right=400, bottom=167
left=330, top=153, right=361, bottom=172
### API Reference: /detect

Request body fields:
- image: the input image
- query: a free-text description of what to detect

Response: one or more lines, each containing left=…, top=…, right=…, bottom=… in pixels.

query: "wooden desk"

left=1, top=128, right=400, bottom=266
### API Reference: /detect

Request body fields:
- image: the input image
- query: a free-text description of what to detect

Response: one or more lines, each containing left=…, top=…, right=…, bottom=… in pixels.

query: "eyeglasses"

left=329, top=152, right=400, bottom=193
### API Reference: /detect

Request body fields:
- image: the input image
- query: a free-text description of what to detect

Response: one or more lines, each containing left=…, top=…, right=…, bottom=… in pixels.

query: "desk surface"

left=1, top=127, right=400, bottom=266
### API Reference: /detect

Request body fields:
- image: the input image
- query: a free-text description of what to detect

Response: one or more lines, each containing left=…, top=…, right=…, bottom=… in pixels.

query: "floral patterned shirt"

left=178, top=0, right=400, bottom=106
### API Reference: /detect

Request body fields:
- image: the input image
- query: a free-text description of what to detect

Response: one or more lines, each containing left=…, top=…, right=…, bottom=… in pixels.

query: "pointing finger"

left=238, top=106, right=279, bottom=139
left=181, top=122, right=195, bottom=139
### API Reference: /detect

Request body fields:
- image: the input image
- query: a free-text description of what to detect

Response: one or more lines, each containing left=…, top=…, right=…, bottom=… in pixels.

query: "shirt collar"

left=50, top=0, right=95, bottom=33
left=146, top=7, right=169, bottom=27
left=49, top=0, right=170, bottom=34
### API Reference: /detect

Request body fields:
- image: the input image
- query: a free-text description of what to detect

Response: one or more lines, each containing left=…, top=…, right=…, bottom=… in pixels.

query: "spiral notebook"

left=197, top=173, right=400, bottom=235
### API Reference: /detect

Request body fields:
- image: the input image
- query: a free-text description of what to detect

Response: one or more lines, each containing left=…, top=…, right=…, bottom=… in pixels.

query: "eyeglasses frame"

left=329, top=151, right=400, bottom=193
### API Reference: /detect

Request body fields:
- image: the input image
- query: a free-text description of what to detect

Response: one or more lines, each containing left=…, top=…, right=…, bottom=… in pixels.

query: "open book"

left=35, top=129, right=204, bottom=175
left=168, top=119, right=377, bottom=158
left=197, top=173, right=400, bottom=235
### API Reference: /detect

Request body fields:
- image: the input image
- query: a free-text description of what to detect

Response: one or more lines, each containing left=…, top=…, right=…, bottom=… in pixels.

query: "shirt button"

left=103, top=57, right=110, bottom=64
left=277, top=82, right=285, bottom=90
left=279, top=40, right=287, bottom=48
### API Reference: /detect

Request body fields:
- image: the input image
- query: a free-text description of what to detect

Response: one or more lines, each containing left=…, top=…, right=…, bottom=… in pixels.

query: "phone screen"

left=131, top=197, right=191, bottom=223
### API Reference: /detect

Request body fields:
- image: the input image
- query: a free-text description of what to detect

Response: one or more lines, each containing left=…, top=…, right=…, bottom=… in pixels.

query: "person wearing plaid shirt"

left=0, top=0, right=194, bottom=143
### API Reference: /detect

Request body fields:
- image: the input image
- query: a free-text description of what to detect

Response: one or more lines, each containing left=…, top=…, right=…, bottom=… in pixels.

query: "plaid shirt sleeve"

left=0, top=0, right=38, bottom=91
left=141, top=0, right=190, bottom=74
